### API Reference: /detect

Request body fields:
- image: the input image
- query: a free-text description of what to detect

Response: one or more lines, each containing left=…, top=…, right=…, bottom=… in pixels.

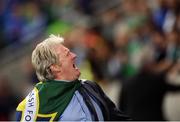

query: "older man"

left=16, top=34, right=130, bottom=121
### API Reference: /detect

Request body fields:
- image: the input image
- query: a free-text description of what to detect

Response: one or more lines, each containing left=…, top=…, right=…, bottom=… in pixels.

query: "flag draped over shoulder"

left=16, top=79, right=81, bottom=121
left=36, top=79, right=81, bottom=121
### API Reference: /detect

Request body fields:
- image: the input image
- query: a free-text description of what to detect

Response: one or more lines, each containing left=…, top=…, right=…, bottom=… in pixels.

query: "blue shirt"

left=59, top=91, right=104, bottom=121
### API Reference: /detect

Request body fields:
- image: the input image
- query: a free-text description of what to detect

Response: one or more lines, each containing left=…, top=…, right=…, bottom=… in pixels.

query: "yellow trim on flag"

left=16, top=99, right=26, bottom=111
left=38, top=112, right=58, bottom=122
left=34, top=87, right=39, bottom=121
left=20, top=99, right=26, bottom=122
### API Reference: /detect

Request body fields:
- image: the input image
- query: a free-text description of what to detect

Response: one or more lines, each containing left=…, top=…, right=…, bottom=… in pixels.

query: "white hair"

left=43, top=34, right=64, bottom=46
left=32, top=34, right=64, bottom=82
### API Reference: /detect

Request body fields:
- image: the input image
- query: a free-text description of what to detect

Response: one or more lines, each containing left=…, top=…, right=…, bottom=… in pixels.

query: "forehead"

left=53, top=44, right=69, bottom=54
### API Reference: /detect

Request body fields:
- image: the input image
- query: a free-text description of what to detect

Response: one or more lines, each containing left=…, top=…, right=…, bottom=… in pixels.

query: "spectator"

left=0, top=75, right=19, bottom=120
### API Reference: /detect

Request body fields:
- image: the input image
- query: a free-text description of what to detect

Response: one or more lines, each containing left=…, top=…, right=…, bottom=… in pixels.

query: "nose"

left=71, top=52, right=77, bottom=59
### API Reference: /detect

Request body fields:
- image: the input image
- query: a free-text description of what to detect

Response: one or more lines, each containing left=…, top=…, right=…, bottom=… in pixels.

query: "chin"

left=74, top=75, right=80, bottom=81
left=77, top=72, right=81, bottom=77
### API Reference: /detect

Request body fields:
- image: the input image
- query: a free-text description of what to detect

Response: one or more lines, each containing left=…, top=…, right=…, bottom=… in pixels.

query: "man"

left=16, top=34, right=130, bottom=121
left=119, top=59, right=180, bottom=120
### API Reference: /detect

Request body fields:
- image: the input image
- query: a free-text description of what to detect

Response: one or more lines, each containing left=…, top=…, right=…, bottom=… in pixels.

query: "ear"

left=50, top=64, right=61, bottom=73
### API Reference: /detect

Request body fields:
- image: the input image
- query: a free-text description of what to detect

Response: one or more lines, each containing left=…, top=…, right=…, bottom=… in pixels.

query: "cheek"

left=62, top=62, right=72, bottom=71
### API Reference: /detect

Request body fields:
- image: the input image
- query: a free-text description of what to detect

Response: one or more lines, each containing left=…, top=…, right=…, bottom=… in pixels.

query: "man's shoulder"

left=16, top=98, right=26, bottom=111
left=80, top=79, right=97, bottom=85
left=80, top=79, right=100, bottom=89
left=16, top=87, right=39, bottom=111
left=79, top=79, right=104, bottom=96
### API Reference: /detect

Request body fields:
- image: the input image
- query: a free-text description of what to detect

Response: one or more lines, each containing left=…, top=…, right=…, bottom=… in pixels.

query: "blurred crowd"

left=0, top=0, right=179, bottom=121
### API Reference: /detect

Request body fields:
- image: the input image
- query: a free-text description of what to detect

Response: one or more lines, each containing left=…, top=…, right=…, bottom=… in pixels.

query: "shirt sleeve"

left=16, top=111, right=22, bottom=121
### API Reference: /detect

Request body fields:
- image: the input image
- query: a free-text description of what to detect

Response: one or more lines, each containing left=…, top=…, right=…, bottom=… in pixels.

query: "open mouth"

left=73, top=64, right=75, bottom=68
left=73, top=63, right=78, bottom=69
left=73, top=63, right=80, bottom=75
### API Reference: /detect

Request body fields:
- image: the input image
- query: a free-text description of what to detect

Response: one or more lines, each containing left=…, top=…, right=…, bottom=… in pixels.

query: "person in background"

left=16, top=34, right=131, bottom=121
left=119, top=53, right=180, bottom=121
left=0, top=75, right=19, bottom=121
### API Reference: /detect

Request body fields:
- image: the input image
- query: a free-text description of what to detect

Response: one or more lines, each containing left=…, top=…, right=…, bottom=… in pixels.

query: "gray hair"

left=32, top=34, right=64, bottom=82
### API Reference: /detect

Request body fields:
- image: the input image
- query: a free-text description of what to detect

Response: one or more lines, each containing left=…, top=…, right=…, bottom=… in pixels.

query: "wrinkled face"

left=54, top=44, right=81, bottom=81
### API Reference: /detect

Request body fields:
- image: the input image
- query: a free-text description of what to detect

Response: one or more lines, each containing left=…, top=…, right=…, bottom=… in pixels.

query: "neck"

left=53, top=78, right=79, bottom=82
left=54, top=79, right=70, bottom=82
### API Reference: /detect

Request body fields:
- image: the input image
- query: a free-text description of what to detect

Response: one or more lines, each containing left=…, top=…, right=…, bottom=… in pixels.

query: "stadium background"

left=0, top=0, right=179, bottom=120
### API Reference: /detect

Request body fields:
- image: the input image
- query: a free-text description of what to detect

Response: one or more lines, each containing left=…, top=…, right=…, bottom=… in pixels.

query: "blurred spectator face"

left=93, top=39, right=111, bottom=60
left=135, top=0, right=149, bottom=13
left=115, top=33, right=129, bottom=48
left=166, top=31, right=178, bottom=44
left=114, top=24, right=130, bottom=48
left=25, top=2, right=40, bottom=18
left=122, top=0, right=149, bottom=15
left=152, top=31, right=166, bottom=48
left=164, top=0, right=177, bottom=9
left=101, top=8, right=118, bottom=25
left=65, top=26, right=86, bottom=48
left=122, top=0, right=135, bottom=14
